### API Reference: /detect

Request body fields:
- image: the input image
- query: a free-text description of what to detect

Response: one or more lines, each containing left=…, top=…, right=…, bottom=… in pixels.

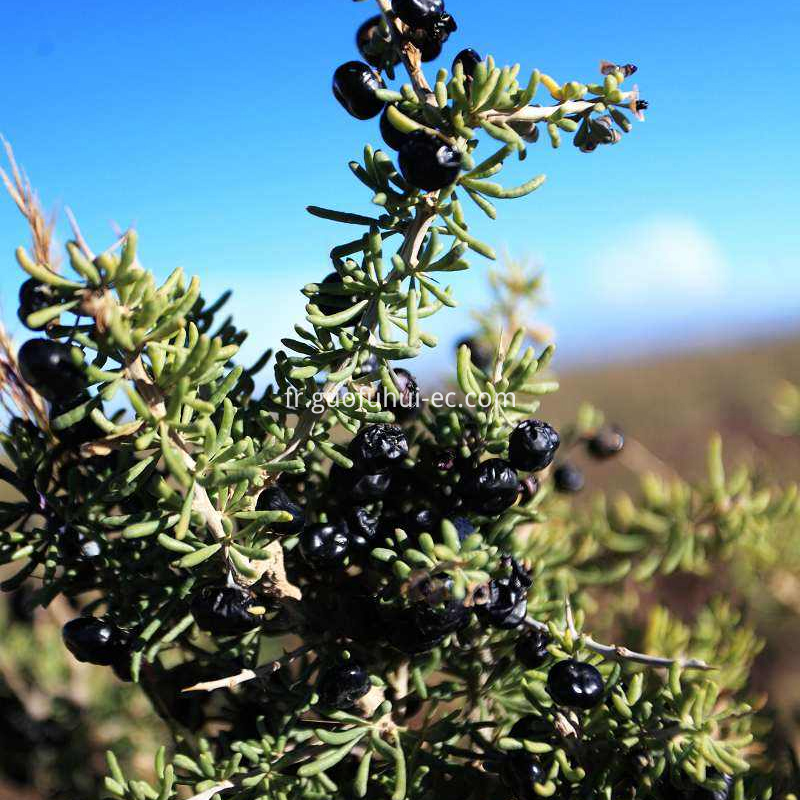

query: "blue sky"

left=1, top=0, right=798, bottom=375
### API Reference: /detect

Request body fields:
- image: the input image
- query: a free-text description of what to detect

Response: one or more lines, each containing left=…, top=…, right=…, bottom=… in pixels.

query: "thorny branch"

left=524, top=598, right=716, bottom=672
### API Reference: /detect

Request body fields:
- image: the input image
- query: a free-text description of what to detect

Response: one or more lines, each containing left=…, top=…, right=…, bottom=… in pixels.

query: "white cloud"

left=593, top=217, right=728, bottom=307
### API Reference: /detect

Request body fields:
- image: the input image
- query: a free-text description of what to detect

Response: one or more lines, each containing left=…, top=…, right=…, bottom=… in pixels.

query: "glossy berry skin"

left=477, top=559, right=531, bottom=630
left=462, top=459, right=520, bottom=516
left=508, top=419, right=560, bottom=472
left=500, top=752, right=545, bottom=800
left=409, top=30, right=441, bottom=62
left=331, top=463, right=393, bottom=503
left=547, top=659, right=604, bottom=709
left=317, top=661, right=371, bottom=709
left=419, top=11, right=457, bottom=43
left=18, top=339, right=86, bottom=402
left=332, top=61, right=385, bottom=120
left=256, top=486, right=305, bottom=535
left=391, top=0, right=444, bottom=28
left=452, top=48, right=481, bottom=78
left=18, top=279, right=52, bottom=330
left=388, top=599, right=469, bottom=654
left=414, top=598, right=470, bottom=640
left=299, top=522, right=350, bottom=568
left=515, top=628, right=551, bottom=669
left=380, top=106, right=414, bottom=151
left=399, top=130, right=462, bottom=191
left=478, top=579, right=528, bottom=629
left=62, top=617, right=127, bottom=667
left=349, top=424, right=409, bottom=474
left=554, top=463, right=585, bottom=493
left=190, top=586, right=257, bottom=636
left=380, top=368, right=420, bottom=422
left=348, top=507, right=380, bottom=549
left=356, top=15, right=399, bottom=69
left=587, top=427, right=625, bottom=459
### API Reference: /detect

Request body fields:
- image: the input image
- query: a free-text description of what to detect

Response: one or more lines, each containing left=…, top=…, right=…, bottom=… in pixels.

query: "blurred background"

left=1, top=0, right=799, bottom=796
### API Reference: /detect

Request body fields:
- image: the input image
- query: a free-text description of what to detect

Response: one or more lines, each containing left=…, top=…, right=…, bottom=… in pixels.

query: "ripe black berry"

left=391, top=0, right=444, bottom=28
left=462, top=459, right=520, bottom=516
left=348, top=507, right=380, bottom=549
left=508, top=419, right=560, bottom=472
left=317, top=661, right=371, bottom=709
left=256, top=485, right=305, bottom=535
left=299, top=522, right=350, bottom=567
left=18, top=279, right=53, bottom=330
left=333, top=61, right=385, bottom=120
left=515, top=628, right=551, bottom=669
left=349, top=424, right=409, bottom=474
left=380, top=368, right=420, bottom=422
left=190, top=585, right=257, bottom=636
left=408, top=30, right=440, bottom=62
left=62, top=617, right=127, bottom=667
left=399, top=131, right=462, bottom=192
left=414, top=598, right=470, bottom=640
left=477, top=559, right=531, bottom=630
left=587, top=427, right=625, bottom=459
left=380, top=106, right=415, bottom=151
left=478, top=580, right=528, bottom=630
left=356, top=15, right=399, bottom=69
left=330, top=463, right=393, bottom=503
left=18, top=339, right=86, bottom=402
left=509, top=714, right=556, bottom=743
left=546, top=659, right=604, bottom=709
left=500, top=752, right=545, bottom=800
left=388, top=597, right=469, bottom=654
left=553, top=463, right=585, bottom=493
left=452, top=48, right=481, bottom=79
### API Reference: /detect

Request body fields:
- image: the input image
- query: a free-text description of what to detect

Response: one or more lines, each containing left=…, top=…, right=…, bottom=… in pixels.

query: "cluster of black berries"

left=301, top=423, right=410, bottom=568
left=551, top=425, right=626, bottom=495
left=391, top=0, right=457, bottom=62
left=487, top=657, right=605, bottom=799
left=333, top=3, right=472, bottom=193
left=16, top=336, right=110, bottom=451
